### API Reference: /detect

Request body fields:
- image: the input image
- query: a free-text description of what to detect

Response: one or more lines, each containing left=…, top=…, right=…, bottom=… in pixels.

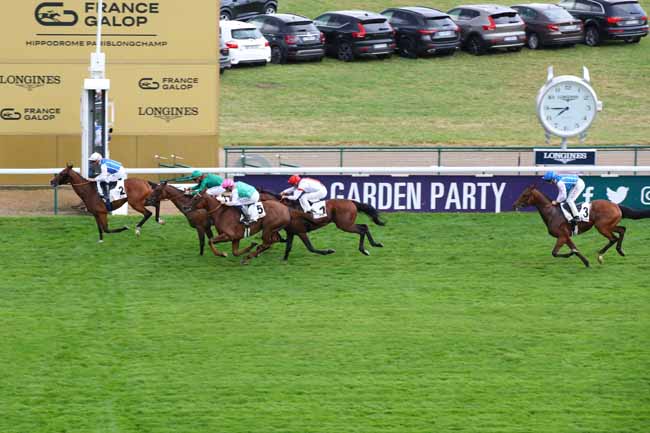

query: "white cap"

left=89, top=152, right=103, bottom=161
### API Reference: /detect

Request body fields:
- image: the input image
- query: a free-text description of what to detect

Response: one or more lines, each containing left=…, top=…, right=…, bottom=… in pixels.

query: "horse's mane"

left=257, top=188, right=282, bottom=200
left=531, top=184, right=553, bottom=203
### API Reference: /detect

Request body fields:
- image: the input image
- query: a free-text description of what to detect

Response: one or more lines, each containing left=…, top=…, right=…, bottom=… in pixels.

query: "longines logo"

left=543, top=152, right=588, bottom=164
left=558, top=95, right=579, bottom=102
left=35, top=1, right=160, bottom=27
left=139, top=77, right=198, bottom=91
left=0, top=75, right=62, bottom=91
left=0, top=107, right=61, bottom=121
left=138, top=106, right=199, bottom=122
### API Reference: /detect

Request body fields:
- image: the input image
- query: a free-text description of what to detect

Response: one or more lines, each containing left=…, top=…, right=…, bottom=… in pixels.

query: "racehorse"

left=189, top=192, right=291, bottom=264
left=513, top=184, right=650, bottom=267
left=50, top=164, right=163, bottom=242
left=258, top=190, right=385, bottom=259
left=145, top=182, right=215, bottom=256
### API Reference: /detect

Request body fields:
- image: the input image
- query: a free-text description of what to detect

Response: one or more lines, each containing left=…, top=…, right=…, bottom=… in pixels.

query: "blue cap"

left=542, top=171, right=556, bottom=182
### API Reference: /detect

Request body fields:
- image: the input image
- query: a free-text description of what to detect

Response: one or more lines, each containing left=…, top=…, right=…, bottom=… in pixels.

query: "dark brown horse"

left=513, top=184, right=650, bottom=267
left=259, top=190, right=385, bottom=259
left=145, top=182, right=216, bottom=256
left=50, top=164, right=163, bottom=242
left=190, top=192, right=291, bottom=264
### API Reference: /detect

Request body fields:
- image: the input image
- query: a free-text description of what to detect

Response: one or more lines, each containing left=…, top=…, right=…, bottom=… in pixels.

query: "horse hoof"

left=598, top=255, right=604, bottom=264
left=158, top=219, right=166, bottom=225
left=98, top=240, right=104, bottom=244
left=240, top=259, right=250, bottom=265
left=326, top=249, right=336, bottom=254
left=220, top=252, right=228, bottom=258
left=135, top=228, right=141, bottom=237
left=375, top=242, right=384, bottom=248
left=361, top=249, right=370, bottom=256
left=617, top=249, right=626, bottom=257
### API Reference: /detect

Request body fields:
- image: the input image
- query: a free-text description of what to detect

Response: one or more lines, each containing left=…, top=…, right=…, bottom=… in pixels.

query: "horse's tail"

left=353, top=201, right=386, bottom=226
left=620, top=205, right=650, bottom=220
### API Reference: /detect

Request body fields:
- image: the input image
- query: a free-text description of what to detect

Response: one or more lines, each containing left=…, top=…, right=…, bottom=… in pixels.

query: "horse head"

left=145, top=181, right=167, bottom=206
left=50, top=163, right=75, bottom=187
left=512, top=184, right=539, bottom=210
left=186, top=192, right=207, bottom=213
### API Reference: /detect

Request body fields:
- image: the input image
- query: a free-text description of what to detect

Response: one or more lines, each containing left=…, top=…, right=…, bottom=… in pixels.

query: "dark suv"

left=381, top=7, right=461, bottom=57
left=512, top=4, right=584, bottom=48
left=220, top=0, right=278, bottom=21
left=314, top=10, right=396, bottom=61
left=559, top=0, right=648, bottom=45
left=248, top=14, right=325, bottom=63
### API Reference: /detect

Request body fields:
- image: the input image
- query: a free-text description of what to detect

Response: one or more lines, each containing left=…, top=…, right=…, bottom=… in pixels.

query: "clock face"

left=538, top=79, right=598, bottom=138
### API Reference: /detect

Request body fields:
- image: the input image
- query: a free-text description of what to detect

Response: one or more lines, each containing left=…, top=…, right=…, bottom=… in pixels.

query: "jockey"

left=188, top=170, right=224, bottom=196
left=280, top=175, right=327, bottom=213
left=543, top=171, right=585, bottom=224
left=88, top=152, right=126, bottom=211
left=221, top=178, right=260, bottom=225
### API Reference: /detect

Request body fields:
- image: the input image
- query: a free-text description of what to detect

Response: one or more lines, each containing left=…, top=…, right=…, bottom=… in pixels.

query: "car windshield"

left=491, top=12, right=522, bottom=24
left=543, top=8, right=575, bottom=20
left=231, top=28, right=262, bottom=39
left=610, top=2, right=645, bottom=15
left=426, top=17, right=456, bottom=28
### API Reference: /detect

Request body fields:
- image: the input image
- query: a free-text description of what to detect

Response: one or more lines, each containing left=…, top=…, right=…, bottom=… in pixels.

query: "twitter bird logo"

left=606, top=187, right=629, bottom=204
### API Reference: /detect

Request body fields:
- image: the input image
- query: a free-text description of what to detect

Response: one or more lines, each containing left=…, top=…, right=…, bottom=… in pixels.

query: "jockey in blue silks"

left=543, top=171, right=586, bottom=224
left=89, top=152, right=126, bottom=211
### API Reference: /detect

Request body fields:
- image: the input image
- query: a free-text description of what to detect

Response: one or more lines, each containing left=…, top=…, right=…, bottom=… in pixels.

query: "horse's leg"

left=363, top=224, right=384, bottom=248
left=231, top=238, right=257, bottom=257
left=131, top=203, right=152, bottom=236
left=155, top=202, right=165, bottom=225
left=614, top=226, right=626, bottom=257
left=594, top=225, right=619, bottom=264
left=197, top=227, right=205, bottom=256
left=242, top=231, right=275, bottom=264
left=283, top=232, right=295, bottom=261
left=551, top=237, right=574, bottom=258
left=100, top=211, right=129, bottom=234
left=94, top=215, right=105, bottom=243
left=297, top=232, right=335, bottom=255
left=565, top=237, right=590, bottom=267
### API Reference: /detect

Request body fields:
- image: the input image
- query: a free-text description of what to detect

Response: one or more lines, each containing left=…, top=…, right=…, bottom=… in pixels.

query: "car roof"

left=455, top=4, right=517, bottom=13
left=325, top=10, right=387, bottom=20
left=269, top=13, right=312, bottom=23
left=511, top=3, right=563, bottom=9
left=220, top=20, right=257, bottom=29
left=387, top=6, right=448, bottom=17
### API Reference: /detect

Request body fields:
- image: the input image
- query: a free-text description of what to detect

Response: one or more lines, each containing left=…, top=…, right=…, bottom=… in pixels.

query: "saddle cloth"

left=104, top=179, right=127, bottom=202
left=310, top=200, right=327, bottom=219
left=560, top=202, right=591, bottom=223
left=240, top=201, right=266, bottom=223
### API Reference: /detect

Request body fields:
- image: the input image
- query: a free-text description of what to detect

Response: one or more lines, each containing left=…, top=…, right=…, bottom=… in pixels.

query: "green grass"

left=220, top=0, right=650, bottom=146
left=1, top=213, right=649, bottom=433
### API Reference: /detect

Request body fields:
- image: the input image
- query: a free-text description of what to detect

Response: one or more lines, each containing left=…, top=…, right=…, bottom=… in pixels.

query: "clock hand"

left=556, top=107, right=570, bottom=117
left=549, top=107, right=565, bottom=110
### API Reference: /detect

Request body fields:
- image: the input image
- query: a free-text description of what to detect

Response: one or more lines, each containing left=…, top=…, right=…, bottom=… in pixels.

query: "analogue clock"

left=536, top=66, right=603, bottom=139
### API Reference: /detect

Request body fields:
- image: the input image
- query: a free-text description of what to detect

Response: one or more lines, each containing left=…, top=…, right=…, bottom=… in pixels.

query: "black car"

left=248, top=14, right=325, bottom=63
left=381, top=7, right=461, bottom=57
left=511, top=4, right=584, bottom=49
left=559, top=0, right=648, bottom=45
left=220, top=0, right=278, bottom=21
left=314, top=10, right=396, bottom=61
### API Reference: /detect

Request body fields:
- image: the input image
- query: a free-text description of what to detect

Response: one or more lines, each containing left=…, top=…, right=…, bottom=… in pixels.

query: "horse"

left=189, top=192, right=291, bottom=264
left=258, top=190, right=385, bottom=259
left=513, top=184, right=650, bottom=267
left=50, top=164, right=164, bottom=242
left=145, top=182, right=216, bottom=256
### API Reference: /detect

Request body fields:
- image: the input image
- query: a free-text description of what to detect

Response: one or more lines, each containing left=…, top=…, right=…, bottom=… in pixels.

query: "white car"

left=220, top=20, right=271, bottom=66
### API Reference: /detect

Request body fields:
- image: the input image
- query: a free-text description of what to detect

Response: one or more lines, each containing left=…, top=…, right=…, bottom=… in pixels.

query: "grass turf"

left=219, top=0, right=650, bottom=147
left=1, top=213, right=649, bottom=433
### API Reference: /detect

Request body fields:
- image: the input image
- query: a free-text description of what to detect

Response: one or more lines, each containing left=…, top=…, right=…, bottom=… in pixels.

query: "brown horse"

left=190, top=192, right=291, bottom=264
left=513, top=184, right=650, bottom=267
left=50, top=164, right=163, bottom=242
left=259, top=190, right=385, bottom=259
left=145, top=182, right=216, bottom=256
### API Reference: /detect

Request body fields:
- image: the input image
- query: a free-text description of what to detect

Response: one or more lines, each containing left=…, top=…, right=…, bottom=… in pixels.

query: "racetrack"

left=1, top=213, right=649, bottom=433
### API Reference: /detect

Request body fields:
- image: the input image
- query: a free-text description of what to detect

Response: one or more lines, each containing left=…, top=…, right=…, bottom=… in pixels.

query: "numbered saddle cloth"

left=109, top=179, right=127, bottom=202
left=242, top=202, right=266, bottom=223
left=561, top=202, right=591, bottom=223
left=310, top=200, right=327, bottom=219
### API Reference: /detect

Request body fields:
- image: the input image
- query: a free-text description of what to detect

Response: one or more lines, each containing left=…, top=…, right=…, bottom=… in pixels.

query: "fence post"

left=53, top=187, right=58, bottom=215
left=339, top=148, right=344, bottom=168
left=634, top=147, right=638, bottom=176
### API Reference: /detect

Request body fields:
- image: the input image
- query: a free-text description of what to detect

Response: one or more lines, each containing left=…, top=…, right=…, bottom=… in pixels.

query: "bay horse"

left=50, top=164, right=163, bottom=242
left=189, top=192, right=291, bottom=264
left=258, top=190, right=385, bottom=259
left=145, top=182, right=215, bottom=256
left=513, top=184, right=650, bottom=267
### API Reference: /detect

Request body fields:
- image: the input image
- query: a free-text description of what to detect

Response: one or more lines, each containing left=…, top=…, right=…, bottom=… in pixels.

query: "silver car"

left=448, top=4, right=526, bottom=54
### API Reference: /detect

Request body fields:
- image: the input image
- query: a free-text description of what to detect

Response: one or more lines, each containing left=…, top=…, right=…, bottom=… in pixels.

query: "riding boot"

left=101, top=182, right=112, bottom=211
left=238, top=206, right=250, bottom=226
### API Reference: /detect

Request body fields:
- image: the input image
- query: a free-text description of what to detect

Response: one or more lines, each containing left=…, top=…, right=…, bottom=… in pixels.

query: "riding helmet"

left=542, top=171, right=556, bottom=182
left=288, top=175, right=301, bottom=185
left=89, top=152, right=103, bottom=162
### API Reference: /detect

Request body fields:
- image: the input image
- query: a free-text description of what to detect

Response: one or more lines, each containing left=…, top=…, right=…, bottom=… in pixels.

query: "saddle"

left=560, top=202, right=591, bottom=224
left=309, top=200, right=327, bottom=219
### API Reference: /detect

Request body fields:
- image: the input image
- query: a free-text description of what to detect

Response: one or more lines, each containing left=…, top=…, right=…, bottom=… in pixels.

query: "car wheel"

left=466, top=35, right=485, bottom=55
left=527, top=33, right=540, bottom=50
left=220, top=10, right=231, bottom=21
left=624, top=37, right=641, bottom=43
left=264, top=3, right=277, bottom=14
left=398, top=37, right=418, bottom=58
left=337, top=42, right=354, bottom=62
left=585, top=26, right=600, bottom=46
left=271, top=45, right=285, bottom=64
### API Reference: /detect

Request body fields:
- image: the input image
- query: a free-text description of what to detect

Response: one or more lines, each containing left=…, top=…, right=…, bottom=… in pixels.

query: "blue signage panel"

left=534, top=148, right=597, bottom=165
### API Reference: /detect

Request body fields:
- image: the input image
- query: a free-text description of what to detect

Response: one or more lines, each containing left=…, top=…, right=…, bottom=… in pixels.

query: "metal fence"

left=223, top=145, right=650, bottom=170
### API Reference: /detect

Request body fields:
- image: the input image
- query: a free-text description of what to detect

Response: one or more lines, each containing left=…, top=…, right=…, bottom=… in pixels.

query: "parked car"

left=511, top=4, right=584, bottom=48
left=248, top=14, right=325, bottom=63
left=220, top=0, right=278, bottom=21
left=314, top=10, right=396, bottom=61
left=380, top=6, right=461, bottom=57
left=559, top=0, right=648, bottom=45
left=219, top=20, right=271, bottom=66
left=219, top=29, right=232, bottom=74
left=447, top=4, right=527, bottom=54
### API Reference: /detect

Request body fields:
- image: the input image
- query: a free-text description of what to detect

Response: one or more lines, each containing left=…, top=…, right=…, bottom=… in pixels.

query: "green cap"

left=191, top=170, right=202, bottom=178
